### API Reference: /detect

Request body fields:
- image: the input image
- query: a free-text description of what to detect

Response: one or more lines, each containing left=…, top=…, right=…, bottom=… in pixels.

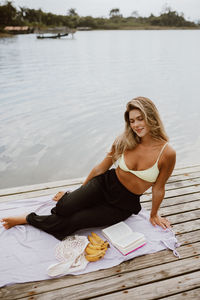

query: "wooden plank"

left=137, top=174, right=200, bottom=195
left=16, top=258, right=200, bottom=300
left=158, top=193, right=200, bottom=206
left=173, top=219, right=200, bottom=234
left=0, top=169, right=198, bottom=198
left=166, top=177, right=200, bottom=189
left=0, top=184, right=81, bottom=203
left=0, top=165, right=199, bottom=203
left=167, top=210, right=200, bottom=224
left=1, top=171, right=198, bottom=199
left=167, top=171, right=200, bottom=183
left=165, top=178, right=200, bottom=191
left=1, top=173, right=198, bottom=202
left=141, top=192, right=200, bottom=207
left=141, top=184, right=200, bottom=202
left=143, top=200, right=200, bottom=215
left=172, top=164, right=200, bottom=175
left=177, top=230, right=200, bottom=245
left=0, top=177, right=85, bottom=196
left=93, top=271, right=200, bottom=300
left=2, top=241, right=199, bottom=300
left=0, top=165, right=199, bottom=198
left=0, top=174, right=199, bottom=204
left=167, top=175, right=200, bottom=187
left=1, top=164, right=199, bottom=197
left=160, top=287, right=200, bottom=299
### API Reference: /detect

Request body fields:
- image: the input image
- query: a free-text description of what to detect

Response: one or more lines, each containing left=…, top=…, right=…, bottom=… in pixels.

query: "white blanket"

left=0, top=192, right=180, bottom=287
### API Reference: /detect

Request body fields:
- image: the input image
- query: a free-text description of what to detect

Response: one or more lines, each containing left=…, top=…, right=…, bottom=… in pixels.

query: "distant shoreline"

left=1, top=2, right=199, bottom=34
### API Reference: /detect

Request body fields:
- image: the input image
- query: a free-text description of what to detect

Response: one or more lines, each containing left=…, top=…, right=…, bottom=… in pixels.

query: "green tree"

left=78, top=16, right=97, bottom=28
left=149, top=10, right=196, bottom=27
left=67, top=8, right=78, bottom=16
left=0, top=1, right=17, bottom=26
left=109, top=8, right=122, bottom=18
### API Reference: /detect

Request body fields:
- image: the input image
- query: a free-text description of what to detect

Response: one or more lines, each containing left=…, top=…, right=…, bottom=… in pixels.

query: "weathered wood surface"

left=0, top=164, right=200, bottom=201
left=0, top=165, right=200, bottom=300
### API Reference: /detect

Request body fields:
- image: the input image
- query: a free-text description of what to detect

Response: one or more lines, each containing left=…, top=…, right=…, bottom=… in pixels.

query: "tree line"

left=0, top=1, right=198, bottom=30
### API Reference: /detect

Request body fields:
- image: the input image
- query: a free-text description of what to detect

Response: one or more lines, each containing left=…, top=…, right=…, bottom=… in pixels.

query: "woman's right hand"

left=150, top=214, right=171, bottom=230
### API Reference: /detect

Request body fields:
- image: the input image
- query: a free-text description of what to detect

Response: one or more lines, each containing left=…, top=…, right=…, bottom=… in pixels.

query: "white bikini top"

left=117, top=143, right=169, bottom=183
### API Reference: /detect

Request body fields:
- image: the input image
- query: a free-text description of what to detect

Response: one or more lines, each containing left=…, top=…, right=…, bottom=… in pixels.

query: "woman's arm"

left=82, top=148, right=115, bottom=185
left=150, top=146, right=176, bottom=229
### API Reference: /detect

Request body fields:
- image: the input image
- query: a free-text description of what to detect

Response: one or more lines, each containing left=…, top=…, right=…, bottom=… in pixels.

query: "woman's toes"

left=1, top=219, right=9, bottom=229
left=53, top=192, right=60, bottom=199
left=4, top=223, right=9, bottom=229
left=53, top=191, right=65, bottom=201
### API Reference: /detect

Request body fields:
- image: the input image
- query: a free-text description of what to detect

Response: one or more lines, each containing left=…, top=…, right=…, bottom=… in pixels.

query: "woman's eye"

left=129, top=117, right=143, bottom=123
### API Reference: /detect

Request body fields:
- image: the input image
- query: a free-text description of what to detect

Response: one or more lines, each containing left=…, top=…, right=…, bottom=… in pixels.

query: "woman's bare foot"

left=53, top=191, right=65, bottom=202
left=0, top=213, right=28, bottom=229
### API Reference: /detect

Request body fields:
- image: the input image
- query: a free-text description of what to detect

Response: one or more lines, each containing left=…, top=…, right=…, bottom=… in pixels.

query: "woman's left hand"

left=150, top=214, right=171, bottom=230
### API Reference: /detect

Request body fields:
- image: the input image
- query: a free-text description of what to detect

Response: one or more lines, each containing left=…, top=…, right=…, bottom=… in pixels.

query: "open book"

left=102, top=221, right=146, bottom=255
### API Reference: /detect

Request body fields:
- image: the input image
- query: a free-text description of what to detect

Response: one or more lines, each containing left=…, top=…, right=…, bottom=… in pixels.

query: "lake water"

left=0, top=30, right=200, bottom=188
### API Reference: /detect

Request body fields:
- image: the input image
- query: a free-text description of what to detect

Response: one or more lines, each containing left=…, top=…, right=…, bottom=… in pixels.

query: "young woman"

left=1, top=97, right=176, bottom=240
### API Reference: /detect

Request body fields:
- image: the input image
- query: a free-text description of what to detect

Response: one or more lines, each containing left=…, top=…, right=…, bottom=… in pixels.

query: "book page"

left=102, top=222, right=132, bottom=243
left=118, top=238, right=146, bottom=255
left=116, top=234, right=145, bottom=248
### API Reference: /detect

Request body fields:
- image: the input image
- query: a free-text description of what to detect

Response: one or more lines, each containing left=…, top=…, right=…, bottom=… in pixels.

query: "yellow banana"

left=88, top=235, right=104, bottom=246
left=103, top=241, right=110, bottom=249
left=87, top=241, right=110, bottom=250
left=87, top=243, right=103, bottom=250
left=85, top=246, right=105, bottom=255
left=91, top=232, right=105, bottom=244
left=85, top=249, right=106, bottom=262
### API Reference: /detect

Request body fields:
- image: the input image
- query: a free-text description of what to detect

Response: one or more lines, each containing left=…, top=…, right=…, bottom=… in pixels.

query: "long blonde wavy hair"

left=112, top=96, right=169, bottom=161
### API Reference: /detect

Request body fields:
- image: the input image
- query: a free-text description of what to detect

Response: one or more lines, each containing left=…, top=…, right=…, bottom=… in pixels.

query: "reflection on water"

left=0, top=30, right=200, bottom=188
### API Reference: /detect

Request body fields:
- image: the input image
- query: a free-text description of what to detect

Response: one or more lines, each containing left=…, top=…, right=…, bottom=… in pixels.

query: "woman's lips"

left=135, top=128, right=143, bottom=133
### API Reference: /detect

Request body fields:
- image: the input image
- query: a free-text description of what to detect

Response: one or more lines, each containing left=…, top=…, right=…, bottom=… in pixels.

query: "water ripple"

left=0, top=31, right=200, bottom=187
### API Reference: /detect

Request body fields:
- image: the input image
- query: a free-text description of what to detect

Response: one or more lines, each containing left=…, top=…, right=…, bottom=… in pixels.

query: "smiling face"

left=129, top=109, right=150, bottom=138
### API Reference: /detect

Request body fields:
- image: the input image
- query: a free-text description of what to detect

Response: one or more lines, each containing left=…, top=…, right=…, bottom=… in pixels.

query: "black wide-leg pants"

left=27, top=169, right=142, bottom=240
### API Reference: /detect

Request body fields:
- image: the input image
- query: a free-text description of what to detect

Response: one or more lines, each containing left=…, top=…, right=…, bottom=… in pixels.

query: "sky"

left=11, top=0, right=200, bottom=21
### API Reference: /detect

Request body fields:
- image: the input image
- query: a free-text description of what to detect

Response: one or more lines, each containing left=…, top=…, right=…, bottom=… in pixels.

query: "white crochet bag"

left=47, top=235, right=89, bottom=277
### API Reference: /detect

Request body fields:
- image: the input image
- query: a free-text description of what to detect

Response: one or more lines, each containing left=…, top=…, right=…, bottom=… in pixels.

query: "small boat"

left=37, top=33, right=69, bottom=39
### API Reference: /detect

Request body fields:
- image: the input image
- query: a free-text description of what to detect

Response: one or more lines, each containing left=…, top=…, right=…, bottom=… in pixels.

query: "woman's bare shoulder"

left=166, top=143, right=176, bottom=157
left=163, top=143, right=176, bottom=166
left=156, top=143, right=176, bottom=184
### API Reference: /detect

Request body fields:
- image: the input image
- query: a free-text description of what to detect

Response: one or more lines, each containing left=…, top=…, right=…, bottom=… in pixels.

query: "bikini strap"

left=157, top=142, right=169, bottom=162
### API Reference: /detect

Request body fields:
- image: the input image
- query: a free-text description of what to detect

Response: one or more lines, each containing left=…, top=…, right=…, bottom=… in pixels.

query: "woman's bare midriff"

left=115, top=167, right=153, bottom=195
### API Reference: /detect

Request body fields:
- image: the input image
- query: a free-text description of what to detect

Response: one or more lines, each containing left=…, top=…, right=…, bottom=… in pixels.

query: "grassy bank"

left=0, top=32, right=13, bottom=37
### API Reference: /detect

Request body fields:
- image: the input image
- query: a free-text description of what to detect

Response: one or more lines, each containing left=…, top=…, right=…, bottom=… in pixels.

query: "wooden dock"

left=0, top=165, right=200, bottom=299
